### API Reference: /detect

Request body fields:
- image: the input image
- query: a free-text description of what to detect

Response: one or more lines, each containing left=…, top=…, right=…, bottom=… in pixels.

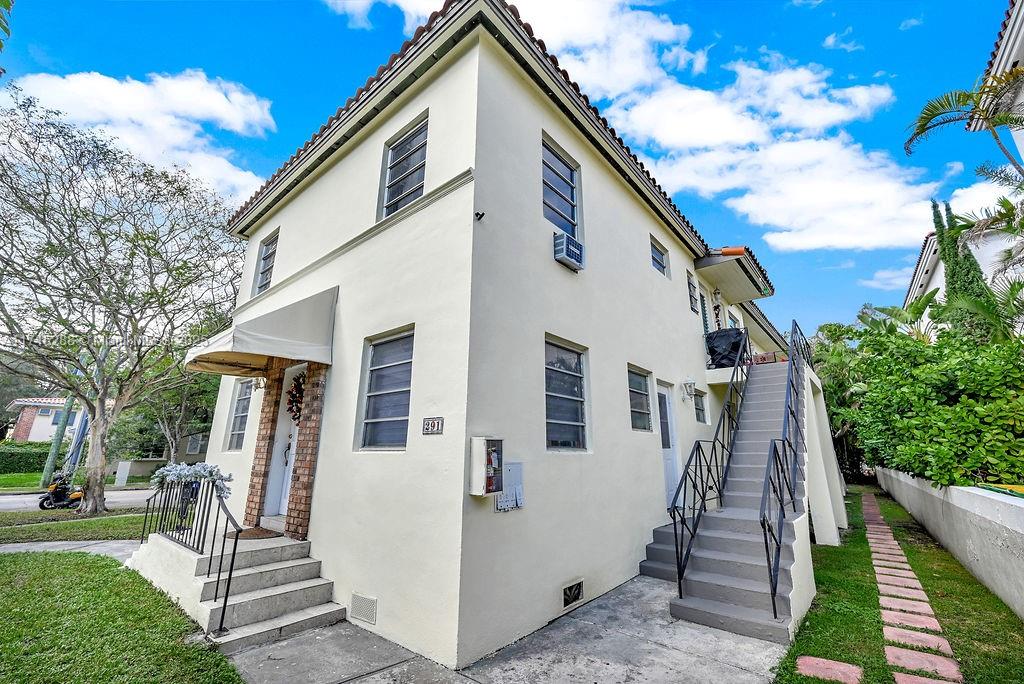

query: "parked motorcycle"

left=38, top=472, right=84, bottom=510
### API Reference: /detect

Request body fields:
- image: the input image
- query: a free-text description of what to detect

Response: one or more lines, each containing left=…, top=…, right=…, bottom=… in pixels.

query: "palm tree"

left=857, top=289, right=940, bottom=342
left=905, top=68, right=1024, bottom=181
left=957, top=196, right=1024, bottom=275
left=942, top=277, right=1024, bottom=343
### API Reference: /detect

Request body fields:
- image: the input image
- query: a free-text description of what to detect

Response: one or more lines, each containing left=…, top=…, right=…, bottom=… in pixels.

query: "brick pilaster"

left=242, top=361, right=288, bottom=527
left=284, top=362, right=328, bottom=540
left=11, top=406, right=38, bottom=442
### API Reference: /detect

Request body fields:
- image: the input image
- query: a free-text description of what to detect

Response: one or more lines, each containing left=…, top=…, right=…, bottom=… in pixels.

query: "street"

left=0, top=488, right=153, bottom=512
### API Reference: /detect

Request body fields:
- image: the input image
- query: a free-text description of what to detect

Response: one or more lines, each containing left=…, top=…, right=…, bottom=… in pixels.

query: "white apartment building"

left=129, top=0, right=846, bottom=668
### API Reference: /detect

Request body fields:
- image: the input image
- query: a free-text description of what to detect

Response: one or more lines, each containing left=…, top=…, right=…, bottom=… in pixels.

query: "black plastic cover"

left=705, top=328, right=745, bottom=369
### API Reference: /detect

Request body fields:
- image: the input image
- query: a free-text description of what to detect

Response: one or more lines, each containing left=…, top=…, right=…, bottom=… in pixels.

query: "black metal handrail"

left=141, top=479, right=242, bottom=635
left=668, top=328, right=752, bottom=599
left=758, top=320, right=813, bottom=619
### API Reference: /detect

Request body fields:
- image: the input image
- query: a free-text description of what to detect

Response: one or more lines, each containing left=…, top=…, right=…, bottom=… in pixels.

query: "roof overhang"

left=695, top=247, right=774, bottom=304
left=738, top=302, right=787, bottom=352
left=185, top=287, right=338, bottom=377
left=971, top=0, right=1022, bottom=131
left=904, top=233, right=939, bottom=308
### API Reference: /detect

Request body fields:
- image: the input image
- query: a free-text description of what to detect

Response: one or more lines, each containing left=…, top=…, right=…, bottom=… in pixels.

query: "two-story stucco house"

left=128, top=0, right=847, bottom=668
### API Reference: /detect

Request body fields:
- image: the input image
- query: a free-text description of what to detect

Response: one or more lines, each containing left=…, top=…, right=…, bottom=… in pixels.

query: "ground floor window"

left=227, top=380, right=253, bottom=450
left=627, top=369, right=652, bottom=431
left=545, top=341, right=586, bottom=449
left=362, top=333, right=414, bottom=448
left=694, top=390, right=708, bottom=424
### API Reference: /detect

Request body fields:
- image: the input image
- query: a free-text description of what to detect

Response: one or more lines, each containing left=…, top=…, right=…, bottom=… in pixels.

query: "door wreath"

left=286, top=372, right=306, bottom=424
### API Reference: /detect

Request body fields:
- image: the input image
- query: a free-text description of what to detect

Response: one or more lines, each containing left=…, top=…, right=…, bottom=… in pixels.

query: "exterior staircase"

left=639, top=361, right=807, bottom=644
left=128, top=531, right=346, bottom=654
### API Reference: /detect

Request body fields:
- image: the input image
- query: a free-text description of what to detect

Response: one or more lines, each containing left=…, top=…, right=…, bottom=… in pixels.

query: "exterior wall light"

left=683, top=378, right=696, bottom=398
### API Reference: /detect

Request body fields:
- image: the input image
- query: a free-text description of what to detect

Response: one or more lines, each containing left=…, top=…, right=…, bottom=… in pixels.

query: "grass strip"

left=0, top=507, right=148, bottom=528
left=0, top=514, right=145, bottom=543
left=0, top=552, right=242, bottom=683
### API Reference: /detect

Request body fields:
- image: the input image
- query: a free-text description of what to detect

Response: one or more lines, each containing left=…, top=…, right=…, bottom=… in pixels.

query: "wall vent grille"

left=351, top=592, right=378, bottom=624
left=562, top=579, right=584, bottom=609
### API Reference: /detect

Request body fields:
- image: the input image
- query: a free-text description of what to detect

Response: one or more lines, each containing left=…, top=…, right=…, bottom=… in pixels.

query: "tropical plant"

left=957, top=196, right=1024, bottom=275
left=930, top=201, right=997, bottom=340
left=943, top=277, right=1024, bottom=343
left=905, top=68, right=1024, bottom=185
left=858, top=289, right=939, bottom=342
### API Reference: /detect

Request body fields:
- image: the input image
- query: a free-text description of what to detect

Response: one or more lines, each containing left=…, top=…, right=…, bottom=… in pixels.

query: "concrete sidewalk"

left=0, top=540, right=140, bottom=563
left=231, top=576, right=786, bottom=684
left=0, top=488, right=152, bottom=511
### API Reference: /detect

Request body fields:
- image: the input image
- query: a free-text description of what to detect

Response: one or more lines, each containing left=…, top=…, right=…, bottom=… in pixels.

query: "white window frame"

left=380, top=117, right=428, bottom=219
left=650, top=238, right=669, bottom=276
left=728, top=312, right=740, bottom=329
left=186, top=433, right=209, bottom=455
left=226, top=379, right=253, bottom=451
left=627, top=367, right=653, bottom=431
left=253, top=231, right=279, bottom=295
left=37, top=408, right=52, bottom=416
left=541, top=138, right=582, bottom=241
left=360, top=331, right=415, bottom=450
left=693, top=390, right=709, bottom=425
left=687, top=272, right=699, bottom=313
left=544, top=339, right=587, bottom=451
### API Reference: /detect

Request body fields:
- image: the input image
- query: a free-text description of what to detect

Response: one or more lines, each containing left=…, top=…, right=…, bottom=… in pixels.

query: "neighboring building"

left=129, top=0, right=846, bottom=667
left=5, top=397, right=82, bottom=443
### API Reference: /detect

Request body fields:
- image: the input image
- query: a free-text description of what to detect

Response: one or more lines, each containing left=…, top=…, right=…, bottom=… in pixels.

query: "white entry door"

left=278, top=419, right=298, bottom=515
left=658, top=388, right=680, bottom=508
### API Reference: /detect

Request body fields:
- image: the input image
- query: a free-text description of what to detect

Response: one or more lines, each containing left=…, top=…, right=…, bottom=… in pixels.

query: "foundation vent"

left=562, top=579, right=584, bottom=609
left=351, top=592, right=378, bottom=624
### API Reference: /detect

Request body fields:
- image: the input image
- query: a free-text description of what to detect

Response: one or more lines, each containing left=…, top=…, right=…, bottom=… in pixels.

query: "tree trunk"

left=78, top=414, right=110, bottom=516
left=988, top=125, right=1024, bottom=178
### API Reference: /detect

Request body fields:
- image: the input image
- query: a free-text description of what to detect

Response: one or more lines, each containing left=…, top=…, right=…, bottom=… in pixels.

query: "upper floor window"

left=542, top=142, right=579, bottom=239
left=728, top=312, right=740, bottom=329
left=382, top=119, right=428, bottom=217
left=227, top=380, right=253, bottom=450
left=545, top=341, right=586, bottom=449
left=699, top=292, right=710, bottom=335
left=362, top=333, right=414, bottom=448
left=627, top=369, right=652, bottom=431
left=651, top=238, right=669, bottom=276
left=687, top=273, right=699, bottom=313
left=254, top=233, right=278, bottom=295
left=51, top=410, right=76, bottom=426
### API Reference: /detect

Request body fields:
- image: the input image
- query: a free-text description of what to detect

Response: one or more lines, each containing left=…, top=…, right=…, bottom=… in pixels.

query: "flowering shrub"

left=150, top=462, right=233, bottom=498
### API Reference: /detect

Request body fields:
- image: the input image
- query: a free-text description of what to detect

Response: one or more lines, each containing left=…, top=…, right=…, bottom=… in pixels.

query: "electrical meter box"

left=470, top=437, right=503, bottom=496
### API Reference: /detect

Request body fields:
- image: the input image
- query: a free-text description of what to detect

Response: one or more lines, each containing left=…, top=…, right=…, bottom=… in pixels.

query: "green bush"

left=845, top=333, right=1024, bottom=486
left=0, top=442, right=66, bottom=474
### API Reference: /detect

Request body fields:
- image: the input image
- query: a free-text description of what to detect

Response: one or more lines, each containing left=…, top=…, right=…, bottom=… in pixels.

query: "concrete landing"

left=231, top=576, right=786, bottom=683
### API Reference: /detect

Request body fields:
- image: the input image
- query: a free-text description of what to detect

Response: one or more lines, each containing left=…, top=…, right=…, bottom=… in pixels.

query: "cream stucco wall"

left=453, top=35, right=763, bottom=666
left=26, top=407, right=80, bottom=443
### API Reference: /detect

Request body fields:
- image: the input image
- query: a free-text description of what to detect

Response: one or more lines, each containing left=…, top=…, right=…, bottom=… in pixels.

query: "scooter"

left=38, top=472, right=84, bottom=510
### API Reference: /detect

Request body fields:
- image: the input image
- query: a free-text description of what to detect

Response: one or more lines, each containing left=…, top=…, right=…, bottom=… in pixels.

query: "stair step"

left=652, top=523, right=691, bottom=546
left=670, top=596, right=790, bottom=644
left=684, top=570, right=792, bottom=615
left=195, top=537, right=311, bottom=575
left=199, top=557, right=323, bottom=601
left=696, top=527, right=795, bottom=559
left=208, top=603, right=347, bottom=655
left=727, top=477, right=768, bottom=494
left=201, top=577, right=335, bottom=631
left=645, top=541, right=677, bottom=565
left=690, top=547, right=794, bottom=584
left=639, top=559, right=677, bottom=582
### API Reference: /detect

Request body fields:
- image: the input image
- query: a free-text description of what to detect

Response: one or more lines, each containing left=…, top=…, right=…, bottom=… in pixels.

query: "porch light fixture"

left=683, top=378, right=697, bottom=399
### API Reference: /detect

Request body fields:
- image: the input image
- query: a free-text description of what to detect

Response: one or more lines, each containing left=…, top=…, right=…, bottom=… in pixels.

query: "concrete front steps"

left=639, top=362, right=807, bottom=645
left=128, top=531, right=345, bottom=654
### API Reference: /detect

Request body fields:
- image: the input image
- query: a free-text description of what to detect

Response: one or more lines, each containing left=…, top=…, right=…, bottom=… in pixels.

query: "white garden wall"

left=877, top=467, right=1024, bottom=621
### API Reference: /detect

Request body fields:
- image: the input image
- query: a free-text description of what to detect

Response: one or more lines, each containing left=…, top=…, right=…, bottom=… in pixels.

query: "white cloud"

left=14, top=70, right=274, bottom=201
left=858, top=266, right=915, bottom=290
left=899, top=17, right=923, bottom=31
left=791, top=0, right=825, bottom=6
left=822, top=26, right=863, bottom=52
left=823, top=259, right=856, bottom=270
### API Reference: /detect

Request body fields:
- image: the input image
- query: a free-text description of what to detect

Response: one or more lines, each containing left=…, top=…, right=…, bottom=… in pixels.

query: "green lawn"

left=0, top=507, right=147, bottom=528
left=0, top=552, right=242, bottom=683
left=775, top=484, right=1024, bottom=683
left=0, top=514, right=145, bottom=543
left=0, top=472, right=44, bottom=490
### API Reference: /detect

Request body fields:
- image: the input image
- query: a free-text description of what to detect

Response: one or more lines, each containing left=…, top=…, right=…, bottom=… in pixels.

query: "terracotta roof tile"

left=982, top=0, right=1018, bottom=82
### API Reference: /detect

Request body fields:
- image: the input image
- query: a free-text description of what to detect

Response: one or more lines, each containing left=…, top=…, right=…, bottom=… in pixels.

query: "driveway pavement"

left=231, top=576, right=786, bottom=684
left=0, top=488, right=152, bottom=511
left=0, top=540, right=140, bottom=563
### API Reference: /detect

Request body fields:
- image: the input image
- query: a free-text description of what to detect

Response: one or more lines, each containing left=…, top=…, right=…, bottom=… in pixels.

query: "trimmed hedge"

left=0, top=442, right=65, bottom=474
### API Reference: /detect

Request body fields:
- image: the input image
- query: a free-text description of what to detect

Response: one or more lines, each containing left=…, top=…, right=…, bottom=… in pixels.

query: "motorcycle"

left=38, top=472, right=84, bottom=510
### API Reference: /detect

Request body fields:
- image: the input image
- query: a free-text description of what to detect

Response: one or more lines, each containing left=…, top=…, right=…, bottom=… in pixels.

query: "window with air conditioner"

left=381, top=119, right=428, bottom=218
left=545, top=341, right=586, bottom=449
left=361, top=332, right=414, bottom=448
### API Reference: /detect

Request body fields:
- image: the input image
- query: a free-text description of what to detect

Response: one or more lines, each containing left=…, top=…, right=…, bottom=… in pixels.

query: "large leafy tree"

left=0, top=90, right=242, bottom=514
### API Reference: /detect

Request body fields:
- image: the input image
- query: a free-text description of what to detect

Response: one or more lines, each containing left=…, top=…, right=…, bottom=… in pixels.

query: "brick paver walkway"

left=795, top=493, right=965, bottom=684
left=863, top=493, right=963, bottom=683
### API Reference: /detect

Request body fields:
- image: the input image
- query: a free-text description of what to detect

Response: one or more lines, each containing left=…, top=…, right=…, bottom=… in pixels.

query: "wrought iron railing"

left=758, top=320, right=812, bottom=619
left=141, top=479, right=242, bottom=635
left=668, top=328, right=752, bottom=599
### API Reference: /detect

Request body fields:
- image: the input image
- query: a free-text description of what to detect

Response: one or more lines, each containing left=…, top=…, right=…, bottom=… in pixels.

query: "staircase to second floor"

left=640, top=325, right=812, bottom=644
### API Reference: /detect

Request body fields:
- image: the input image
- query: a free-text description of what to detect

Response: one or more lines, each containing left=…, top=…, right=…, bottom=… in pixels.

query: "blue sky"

left=1, top=0, right=1011, bottom=330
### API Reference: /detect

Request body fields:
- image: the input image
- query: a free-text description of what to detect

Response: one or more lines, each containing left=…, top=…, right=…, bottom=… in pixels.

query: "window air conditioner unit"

left=553, top=232, right=584, bottom=271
